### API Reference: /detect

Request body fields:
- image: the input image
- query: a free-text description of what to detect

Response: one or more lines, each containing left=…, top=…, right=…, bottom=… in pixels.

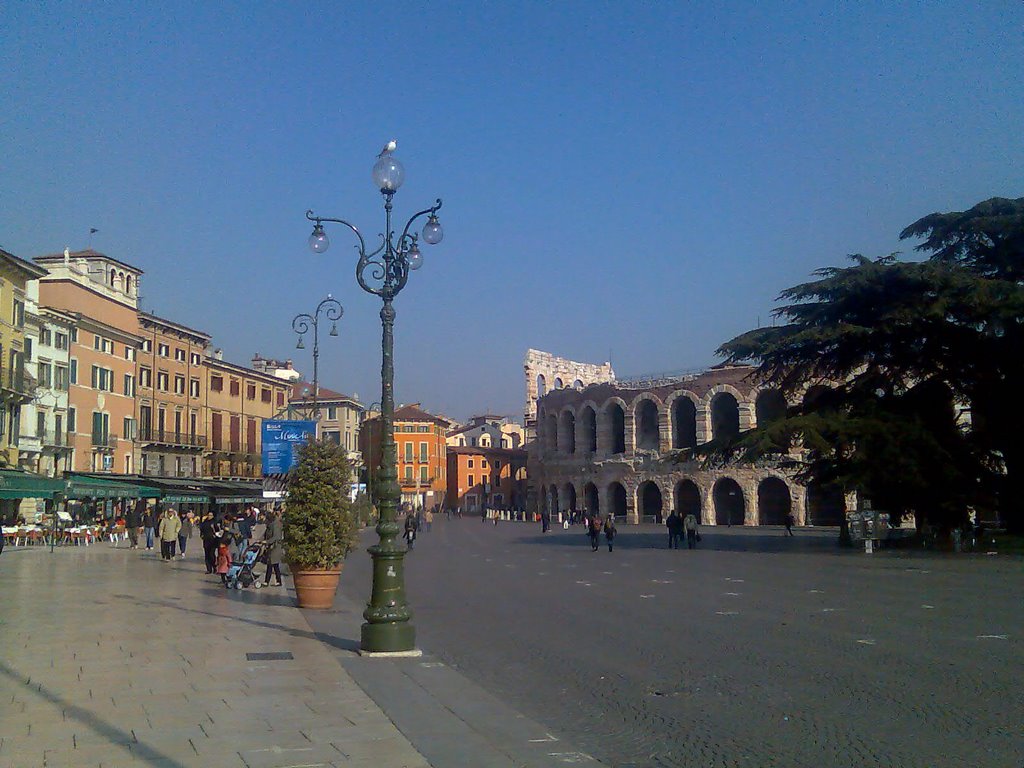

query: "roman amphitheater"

left=525, top=350, right=850, bottom=527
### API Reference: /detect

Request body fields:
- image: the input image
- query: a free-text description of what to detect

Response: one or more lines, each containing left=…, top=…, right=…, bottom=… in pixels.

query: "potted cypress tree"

left=284, top=438, right=358, bottom=609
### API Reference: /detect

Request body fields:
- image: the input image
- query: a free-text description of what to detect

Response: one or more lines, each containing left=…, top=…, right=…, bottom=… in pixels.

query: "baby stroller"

left=225, top=541, right=266, bottom=589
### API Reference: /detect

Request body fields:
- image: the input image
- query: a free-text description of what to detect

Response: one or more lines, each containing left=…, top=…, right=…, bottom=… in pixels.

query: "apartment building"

left=288, top=382, right=363, bottom=463
left=137, top=312, right=211, bottom=478
left=34, top=249, right=142, bottom=474
left=360, top=403, right=449, bottom=510
left=205, top=354, right=289, bottom=479
left=446, top=446, right=528, bottom=512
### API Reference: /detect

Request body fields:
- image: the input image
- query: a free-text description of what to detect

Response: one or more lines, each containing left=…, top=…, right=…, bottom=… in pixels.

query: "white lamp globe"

left=372, top=155, right=405, bottom=192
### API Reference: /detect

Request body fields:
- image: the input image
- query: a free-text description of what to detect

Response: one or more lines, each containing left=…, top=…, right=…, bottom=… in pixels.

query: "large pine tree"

left=714, top=198, right=1024, bottom=531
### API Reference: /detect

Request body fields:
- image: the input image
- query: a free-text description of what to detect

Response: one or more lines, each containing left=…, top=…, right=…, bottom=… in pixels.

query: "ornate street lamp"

left=305, top=149, right=443, bottom=654
left=292, top=295, right=344, bottom=422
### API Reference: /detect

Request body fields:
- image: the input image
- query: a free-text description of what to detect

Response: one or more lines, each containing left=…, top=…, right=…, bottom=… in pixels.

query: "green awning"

left=64, top=474, right=162, bottom=500
left=0, top=469, right=63, bottom=500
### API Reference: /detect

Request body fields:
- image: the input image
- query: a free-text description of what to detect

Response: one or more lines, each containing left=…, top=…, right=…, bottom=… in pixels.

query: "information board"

left=261, top=420, right=316, bottom=475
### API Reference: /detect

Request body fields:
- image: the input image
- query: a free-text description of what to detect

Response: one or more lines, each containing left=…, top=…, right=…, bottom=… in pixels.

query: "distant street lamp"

left=292, top=295, right=343, bottom=423
left=305, top=149, right=443, bottom=654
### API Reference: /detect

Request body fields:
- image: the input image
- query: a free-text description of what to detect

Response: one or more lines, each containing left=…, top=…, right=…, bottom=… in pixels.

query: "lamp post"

left=292, top=295, right=344, bottom=423
left=364, top=401, right=381, bottom=504
left=305, top=149, right=443, bottom=654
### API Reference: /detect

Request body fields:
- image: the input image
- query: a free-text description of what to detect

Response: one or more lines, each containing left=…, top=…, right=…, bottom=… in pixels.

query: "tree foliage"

left=283, top=438, right=359, bottom=569
left=710, top=197, right=1024, bottom=531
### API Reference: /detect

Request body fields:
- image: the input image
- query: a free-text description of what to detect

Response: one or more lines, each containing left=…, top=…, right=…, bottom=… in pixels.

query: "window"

left=261, top=388, right=271, bottom=403
left=70, top=327, right=78, bottom=343
left=189, top=378, right=200, bottom=397
left=24, top=337, right=32, bottom=361
left=93, top=335, right=100, bottom=350
left=246, top=383, right=256, bottom=400
left=139, top=366, right=151, bottom=388
left=55, top=365, right=69, bottom=390
left=124, top=345, right=135, bottom=361
left=210, top=375, right=223, bottom=392
left=328, top=406, right=337, bottom=419
left=174, top=375, right=185, bottom=395
left=141, top=338, right=152, bottom=353
left=93, top=336, right=113, bottom=354
left=90, top=365, right=114, bottom=391
left=157, top=372, right=169, bottom=391
left=174, top=348, right=186, bottom=362
left=91, top=411, right=110, bottom=443
left=56, top=331, right=69, bottom=349
left=122, top=417, right=135, bottom=440
left=40, top=328, right=53, bottom=346
left=468, top=474, right=475, bottom=486
left=404, top=442, right=413, bottom=461
left=468, top=459, right=474, bottom=468
left=420, top=466, right=428, bottom=482
left=494, top=459, right=502, bottom=471
left=405, top=465, right=413, bottom=480
left=276, top=391, right=285, bottom=407
left=68, top=407, right=76, bottom=433
left=158, top=343, right=169, bottom=357
left=418, top=425, right=429, bottom=433
left=230, top=379, right=240, bottom=397
left=419, top=441, right=428, bottom=462
left=190, top=352, right=201, bottom=366
left=38, top=362, right=53, bottom=388
left=36, top=411, right=46, bottom=438
left=12, top=299, right=25, bottom=328
left=123, top=373, right=135, bottom=397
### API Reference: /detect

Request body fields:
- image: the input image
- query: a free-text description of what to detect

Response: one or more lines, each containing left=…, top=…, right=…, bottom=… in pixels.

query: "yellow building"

left=0, top=249, right=48, bottom=469
left=204, top=353, right=290, bottom=479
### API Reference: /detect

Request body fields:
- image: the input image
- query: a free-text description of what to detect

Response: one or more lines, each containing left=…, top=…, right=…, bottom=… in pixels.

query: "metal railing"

left=137, top=426, right=207, bottom=448
left=91, top=432, right=118, bottom=448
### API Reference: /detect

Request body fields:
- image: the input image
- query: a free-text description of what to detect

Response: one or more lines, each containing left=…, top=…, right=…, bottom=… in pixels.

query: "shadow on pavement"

left=0, top=659, right=190, bottom=768
left=111, top=594, right=361, bottom=654
left=512, top=528, right=848, bottom=554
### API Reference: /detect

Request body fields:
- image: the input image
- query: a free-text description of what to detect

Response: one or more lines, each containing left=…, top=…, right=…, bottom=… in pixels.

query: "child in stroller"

left=225, top=540, right=267, bottom=589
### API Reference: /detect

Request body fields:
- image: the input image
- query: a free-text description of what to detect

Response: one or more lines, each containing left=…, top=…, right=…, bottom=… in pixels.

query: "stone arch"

left=549, top=484, right=560, bottom=516
left=583, top=482, right=599, bottom=516
left=805, top=482, right=845, bottom=526
left=559, top=408, right=576, bottom=454
left=536, top=374, right=547, bottom=399
left=563, top=483, right=577, bottom=514
left=713, top=478, right=745, bottom=526
left=754, top=388, right=788, bottom=428
left=573, top=379, right=584, bottom=391
left=667, top=390, right=699, bottom=450
left=125, top=274, right=133, bottom=295
left=709, top=391, right=740, bottom=442
left=757, top=477, right=791, bottom=525
left=637, top=479, right=664, bottom=523
left=546, top=412, right=558, bottom=452
left=633, top=395, right=662, bottom=451
left=600, top=399, right=627, bottom=455
left=577, top=402, right=598, bottom=454
left=607, top=481, right=628, bottom=521
left=554, top=377, right=564, bottom=389
left=674, top=479, right=702, bottom=523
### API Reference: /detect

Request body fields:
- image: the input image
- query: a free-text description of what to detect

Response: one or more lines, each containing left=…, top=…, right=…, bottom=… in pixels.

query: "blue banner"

left=261, top=420, right=316, bottom=475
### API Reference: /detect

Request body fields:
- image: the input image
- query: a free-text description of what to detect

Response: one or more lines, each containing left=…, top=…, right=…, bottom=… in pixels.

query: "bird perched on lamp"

left=377, top=139, right=397, bottom=157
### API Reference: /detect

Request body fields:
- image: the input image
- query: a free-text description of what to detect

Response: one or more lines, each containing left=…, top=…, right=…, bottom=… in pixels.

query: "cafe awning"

left=0, top=469, right=64, bottom=500
left=63, top=474, right=163, bottom=500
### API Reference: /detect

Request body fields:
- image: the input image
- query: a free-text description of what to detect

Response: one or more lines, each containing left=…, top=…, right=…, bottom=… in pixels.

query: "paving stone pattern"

left=336, top=520, right=1024, bottom=768
left=0, top=545, right=429, bottom=768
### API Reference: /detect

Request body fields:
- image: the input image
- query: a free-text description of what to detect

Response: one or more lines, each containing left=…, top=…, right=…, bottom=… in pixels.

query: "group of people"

left=587, top=513, right=617, bottom=552
left=119, top=502, right=284, bottom=587
left=665, top=510, right=700, bottom=549
left=403, top=505, right=434, bottom=550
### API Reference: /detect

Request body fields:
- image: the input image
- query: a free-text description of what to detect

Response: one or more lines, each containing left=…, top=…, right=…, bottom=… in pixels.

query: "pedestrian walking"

left=785, top=513, right=795, bottom=536
left=424, top=507, right=434, bottom=532
left=683, top=511, right=699, bottom=549
left=177, top=511, right=193, bottom=558
left=199, top=512, right=222, bottom=574
left=541, top=508, right=550, bottom=533
left=262, top=509, right=284, bottom=587
left=588, top=514, right=602, bottom=551
left=125, top=501, right=142, bottom=549
left=666, top=510, right=682, bottom=549
left=142, top=506, right=156, bottom=550
left=158, top=509, right=181, bottom=560
left=403, top=512, right=418, bottom=551
left=603, top=515, right=617, bottom=552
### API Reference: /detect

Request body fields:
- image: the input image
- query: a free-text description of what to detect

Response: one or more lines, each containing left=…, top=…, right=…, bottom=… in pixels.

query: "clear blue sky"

left=2, top=2, right=1021, bottom=422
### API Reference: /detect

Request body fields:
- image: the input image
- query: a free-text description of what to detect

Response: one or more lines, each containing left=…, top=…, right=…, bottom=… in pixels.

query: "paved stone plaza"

left=323, top=520, right=1024, bottom=768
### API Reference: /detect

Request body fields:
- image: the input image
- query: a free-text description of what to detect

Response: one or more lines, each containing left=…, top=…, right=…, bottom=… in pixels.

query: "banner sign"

left=261, top=420, right=316, bottom=475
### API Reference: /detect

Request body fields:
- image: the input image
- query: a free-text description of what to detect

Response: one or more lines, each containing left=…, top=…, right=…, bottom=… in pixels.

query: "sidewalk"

left=0, top=544, right=430, bottom=768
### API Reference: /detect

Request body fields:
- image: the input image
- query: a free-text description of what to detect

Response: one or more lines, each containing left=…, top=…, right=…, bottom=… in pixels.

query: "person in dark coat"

left=262, top=509, right=284, bottom=586
left=199, top=512, right=223, bottom=574
left=784, top=513, right=795, bottom=536
left=588, top=515, right=602, bottom=551
left=540, top=508, right=550, bottom=533
left=125, top=501, right=143, bottom=549
left=403, top=512, right=419, bottom=551
left=142, top=506, right=157, bottom=550
left=666, top=510, right=683, bottom=549
left=603, top=516, right=617, bottom=552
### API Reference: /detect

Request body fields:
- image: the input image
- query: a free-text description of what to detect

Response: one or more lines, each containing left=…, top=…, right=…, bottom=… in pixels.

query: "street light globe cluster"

left=302, top=147, right=444, bottom=655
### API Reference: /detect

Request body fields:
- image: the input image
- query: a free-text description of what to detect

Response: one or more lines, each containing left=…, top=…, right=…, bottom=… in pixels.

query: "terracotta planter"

left=291, top=566, right=343, bottom=609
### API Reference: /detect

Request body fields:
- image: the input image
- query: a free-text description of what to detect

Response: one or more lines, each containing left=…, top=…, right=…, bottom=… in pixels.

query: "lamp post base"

left=360, top=622, right=417, bottom=654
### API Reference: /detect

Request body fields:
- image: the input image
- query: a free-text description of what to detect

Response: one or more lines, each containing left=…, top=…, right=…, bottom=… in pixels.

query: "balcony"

left=91, top=432, right=118, bottom=448
left=137, top=426, right=207, bottom=449
left=38, top=430, right=74, bottom=449
left=0, top=365, right=34, bottom=400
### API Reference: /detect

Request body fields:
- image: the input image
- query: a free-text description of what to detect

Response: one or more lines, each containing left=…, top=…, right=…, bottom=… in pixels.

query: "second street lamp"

left=292, top=295, right=344, bottom=423
left=305, top=148, right=442, bottom=654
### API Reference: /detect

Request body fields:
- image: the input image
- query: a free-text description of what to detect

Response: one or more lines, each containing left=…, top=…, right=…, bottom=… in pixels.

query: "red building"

left=446, top=446, right=527, bottom=513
